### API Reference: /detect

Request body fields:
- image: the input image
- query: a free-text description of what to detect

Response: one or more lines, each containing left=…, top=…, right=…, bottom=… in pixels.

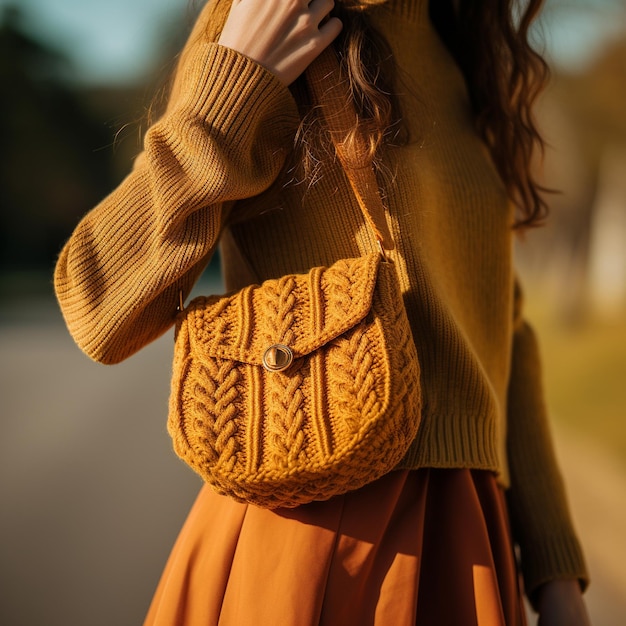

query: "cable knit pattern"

left=168, top=254, right=421, bottom=508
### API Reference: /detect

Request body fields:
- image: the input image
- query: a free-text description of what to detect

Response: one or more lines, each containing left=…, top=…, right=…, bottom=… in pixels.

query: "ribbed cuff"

left=173, top=43, right=300, bottom=150
left=521, top=533, right=589, bottom=609
left=145, top=42, right=301, bottom=229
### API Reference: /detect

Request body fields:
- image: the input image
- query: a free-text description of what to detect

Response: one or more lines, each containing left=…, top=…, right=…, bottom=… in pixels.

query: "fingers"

left=317, top=16, right=343, bottom=42
left=218, top=0, right=342, bottom=85
left=308, top=0, right=336, bottom=24
left=308, top=0, right=341, bottom=48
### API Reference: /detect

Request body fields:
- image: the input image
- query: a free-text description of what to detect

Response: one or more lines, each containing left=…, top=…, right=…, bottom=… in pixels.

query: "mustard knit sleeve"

left=54, top=42, right=300, bottom=364
left=505, top=279, right=589, bottom=602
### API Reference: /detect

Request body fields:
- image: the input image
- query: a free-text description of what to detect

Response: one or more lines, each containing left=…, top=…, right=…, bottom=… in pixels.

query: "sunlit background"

left=1, top=1, right=625, bottom=625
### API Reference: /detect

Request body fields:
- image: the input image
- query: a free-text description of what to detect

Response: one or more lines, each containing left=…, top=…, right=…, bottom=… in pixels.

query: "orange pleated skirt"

left=144, top=469, right=527, bottom=626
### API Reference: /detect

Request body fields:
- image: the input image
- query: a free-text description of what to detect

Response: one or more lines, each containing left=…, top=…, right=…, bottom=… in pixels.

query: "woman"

left=55, top=0, right=591, bottom=624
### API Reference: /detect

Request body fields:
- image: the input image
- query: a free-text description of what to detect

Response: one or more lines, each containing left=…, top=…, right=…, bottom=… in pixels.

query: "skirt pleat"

left=143, top=469, right=526, bottom=626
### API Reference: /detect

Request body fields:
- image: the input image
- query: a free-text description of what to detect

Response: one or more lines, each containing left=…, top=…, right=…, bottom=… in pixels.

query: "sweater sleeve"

left=54, top=41, right=300, bottom=364
left=505, top=279, right=589, bottom=603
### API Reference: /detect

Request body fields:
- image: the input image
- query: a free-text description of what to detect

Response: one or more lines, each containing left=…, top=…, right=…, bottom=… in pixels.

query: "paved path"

left=1, top=309, right=624, bottom=625
left=548, top=425, right=626, bottom=625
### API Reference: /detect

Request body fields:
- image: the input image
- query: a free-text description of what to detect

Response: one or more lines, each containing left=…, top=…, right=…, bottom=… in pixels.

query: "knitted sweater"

left=54, top=0, right=587, bottom=597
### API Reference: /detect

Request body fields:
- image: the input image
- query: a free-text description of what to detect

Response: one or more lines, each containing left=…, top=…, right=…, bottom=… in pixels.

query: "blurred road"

left=1, top=301, right=624, bottom=626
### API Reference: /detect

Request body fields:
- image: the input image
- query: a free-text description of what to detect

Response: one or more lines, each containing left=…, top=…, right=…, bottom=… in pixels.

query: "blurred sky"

left=1, top=0, right=189, bottom=84
left=2, top=0, right=626, bottom=85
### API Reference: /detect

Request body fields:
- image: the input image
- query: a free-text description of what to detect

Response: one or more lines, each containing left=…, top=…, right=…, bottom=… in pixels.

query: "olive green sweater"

left=54, top=0, right=587, bottom=597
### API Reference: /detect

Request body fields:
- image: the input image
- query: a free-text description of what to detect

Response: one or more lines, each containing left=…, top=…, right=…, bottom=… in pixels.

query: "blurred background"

left=0, top=0, right=625, bottom=624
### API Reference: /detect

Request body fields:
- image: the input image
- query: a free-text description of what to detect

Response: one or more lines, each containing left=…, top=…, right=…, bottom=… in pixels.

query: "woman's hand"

left=218, top=0, right=342, bottom=85
left=536, top=579, right=592, bottom=626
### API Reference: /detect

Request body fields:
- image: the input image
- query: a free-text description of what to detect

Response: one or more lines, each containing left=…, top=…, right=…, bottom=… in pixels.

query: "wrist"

left=535, top=579, right=591, bottom=626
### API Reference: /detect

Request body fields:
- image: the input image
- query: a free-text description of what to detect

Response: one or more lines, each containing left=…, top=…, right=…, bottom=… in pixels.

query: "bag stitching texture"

left=168, top=253, right=422, bottom=508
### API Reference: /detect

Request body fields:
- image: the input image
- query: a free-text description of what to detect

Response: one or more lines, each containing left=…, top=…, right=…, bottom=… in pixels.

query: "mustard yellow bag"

left=168, top=251, right=421, bottom=508
left=166, top=49, right=422, bottom=508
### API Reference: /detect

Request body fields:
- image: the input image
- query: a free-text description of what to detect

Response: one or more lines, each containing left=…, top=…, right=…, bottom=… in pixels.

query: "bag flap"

left=183, top=253, right=382, bottom=365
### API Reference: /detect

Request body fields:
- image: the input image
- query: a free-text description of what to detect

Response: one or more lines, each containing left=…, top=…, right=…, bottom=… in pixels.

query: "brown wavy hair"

left=201, top=0, right=549, bottom=228
left=430, top=0, right=550, bottom=228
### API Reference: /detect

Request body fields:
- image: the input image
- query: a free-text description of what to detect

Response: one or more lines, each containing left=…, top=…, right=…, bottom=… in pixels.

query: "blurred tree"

left=0, top=4, right=200, bottom=293
left=524, top=29, right=626, bottom=322
left=0, top=6, right=116, bottom=277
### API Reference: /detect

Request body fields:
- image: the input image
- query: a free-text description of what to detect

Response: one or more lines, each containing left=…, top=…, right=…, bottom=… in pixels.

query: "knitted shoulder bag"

left=167, top=49, right=422, bottom=509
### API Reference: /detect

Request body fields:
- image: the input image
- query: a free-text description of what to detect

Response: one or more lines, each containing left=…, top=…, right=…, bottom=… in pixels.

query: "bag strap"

left=178, top=47, right=394, bottom=312
left=305, top=47, right=395, bottom=255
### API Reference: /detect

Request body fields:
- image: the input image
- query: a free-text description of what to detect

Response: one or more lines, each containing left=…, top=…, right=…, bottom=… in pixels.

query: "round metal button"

left=262, top=344, right=293, bottom=372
